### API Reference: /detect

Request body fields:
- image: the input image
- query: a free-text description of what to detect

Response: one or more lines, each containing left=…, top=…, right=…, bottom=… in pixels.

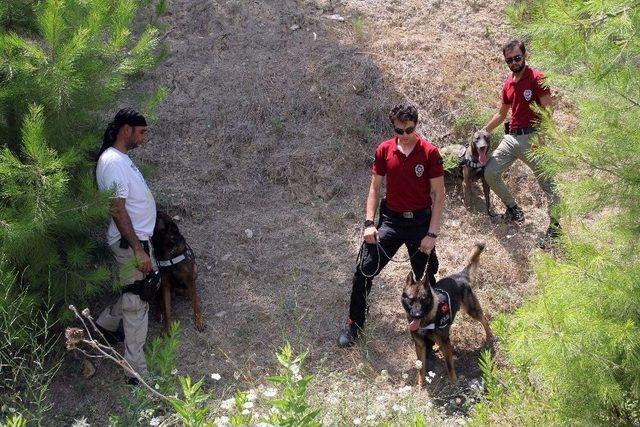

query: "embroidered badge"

left=415, top=164, right=424, bottom=177
left=523, top=89, right=533, bottom=101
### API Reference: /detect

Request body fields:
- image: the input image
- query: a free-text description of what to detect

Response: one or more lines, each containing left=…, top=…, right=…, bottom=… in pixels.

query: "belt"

left=383, top=207, right=431, bottom=220
left=509, top=127, right=536, bottom=136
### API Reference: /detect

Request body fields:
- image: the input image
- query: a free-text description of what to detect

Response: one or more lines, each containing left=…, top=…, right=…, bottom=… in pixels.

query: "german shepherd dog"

left=462, top=129, right=492, bottom=214
left=152, top=212, right=205, bottom=333
left=401, top=243, right=492, bottom=385
left=441, top=128, right=492, bottom=214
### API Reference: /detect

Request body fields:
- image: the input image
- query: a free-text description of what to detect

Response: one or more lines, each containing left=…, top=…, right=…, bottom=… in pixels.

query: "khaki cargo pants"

left=97, top=242, right=157, bottom=379
left=484, top=132, right=559, bottom=218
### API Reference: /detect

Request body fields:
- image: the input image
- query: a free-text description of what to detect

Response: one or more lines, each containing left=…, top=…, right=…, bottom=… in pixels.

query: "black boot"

left=506, top=204, right=525, bottom=223
left=337, top=322, right=359, bottom=348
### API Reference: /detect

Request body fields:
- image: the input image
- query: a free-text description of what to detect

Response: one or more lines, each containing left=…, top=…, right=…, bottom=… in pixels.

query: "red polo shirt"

left=502, top=66, right=551, bottom=130
left=372, top=135, right=444, bottom=212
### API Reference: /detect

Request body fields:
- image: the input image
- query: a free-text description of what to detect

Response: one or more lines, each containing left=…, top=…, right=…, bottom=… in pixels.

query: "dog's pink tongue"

left=408, top=319, right=420, bottom=332
left=479, top=149, right=488, bottom=166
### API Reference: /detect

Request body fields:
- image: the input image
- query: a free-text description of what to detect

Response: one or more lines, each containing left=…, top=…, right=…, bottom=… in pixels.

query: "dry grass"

left=47, top=0, right=564, bottom=424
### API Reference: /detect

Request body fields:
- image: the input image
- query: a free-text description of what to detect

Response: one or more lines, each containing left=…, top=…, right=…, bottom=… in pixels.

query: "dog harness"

left=419, top=288, right=453, bottom=332
left=157, top=246, right=195, bottom=268
left=458, top=145, right=485, bottom=170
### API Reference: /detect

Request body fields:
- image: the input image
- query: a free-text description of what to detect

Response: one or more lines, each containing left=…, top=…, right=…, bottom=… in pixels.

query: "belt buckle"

left=402, top=211, right=414, bottom=219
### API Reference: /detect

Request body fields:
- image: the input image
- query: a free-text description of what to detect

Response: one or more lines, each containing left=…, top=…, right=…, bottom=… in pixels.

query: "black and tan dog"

left=441, top=128, right=492, bottom=214
left=401, top=243, right=492, bottom=385
left=152, top=212, right=205, bottom=333
left=461, top=129, right=492, bottom=214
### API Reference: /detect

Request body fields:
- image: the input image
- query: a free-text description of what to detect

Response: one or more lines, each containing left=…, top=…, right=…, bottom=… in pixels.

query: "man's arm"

left=112, top=198, right=153, bottom=273
left=483, top=102, right=510, bottom=133
left=420, top=176, right=445, bottom=253
left=364, top=174, right=384, bottom=244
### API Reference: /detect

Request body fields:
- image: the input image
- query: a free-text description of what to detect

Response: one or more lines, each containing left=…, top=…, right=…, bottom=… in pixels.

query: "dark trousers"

left=348, top=212, right=439, bottom=328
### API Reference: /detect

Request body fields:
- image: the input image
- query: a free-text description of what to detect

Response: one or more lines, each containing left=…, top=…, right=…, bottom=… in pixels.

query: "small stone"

left=215, top=310, right=227, bottom=317
left=290, top=24, right=300, bottom=31
left=244, top=229, right=253, bottom=238
left=324, top=13, right=345, bottom=21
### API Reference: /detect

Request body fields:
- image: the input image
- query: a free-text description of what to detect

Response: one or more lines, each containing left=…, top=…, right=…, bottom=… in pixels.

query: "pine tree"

left=0, top=0, right=163, bottom=319
left=488, top=1, right=640, bottom=424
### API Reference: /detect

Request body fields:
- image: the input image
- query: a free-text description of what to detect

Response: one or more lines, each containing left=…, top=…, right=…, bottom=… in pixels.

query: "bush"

left=473, top=1, right=640, bottom=425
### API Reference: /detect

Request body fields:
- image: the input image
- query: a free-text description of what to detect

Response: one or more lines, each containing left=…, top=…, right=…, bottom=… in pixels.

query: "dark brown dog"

left=401, top=243, right=492, bottom=385
left=461, top=129, right=492, bottom=214
left=152, top=212, right=205, bottom=333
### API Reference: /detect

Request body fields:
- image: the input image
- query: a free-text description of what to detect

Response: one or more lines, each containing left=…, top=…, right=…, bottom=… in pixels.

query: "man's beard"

left=126, top=134, right=137, bottom=150
left=511, top=62, right=526, bottom=73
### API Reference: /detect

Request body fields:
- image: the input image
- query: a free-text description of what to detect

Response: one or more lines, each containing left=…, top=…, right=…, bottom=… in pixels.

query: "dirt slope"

left=50, top=0, right=556, bottom=424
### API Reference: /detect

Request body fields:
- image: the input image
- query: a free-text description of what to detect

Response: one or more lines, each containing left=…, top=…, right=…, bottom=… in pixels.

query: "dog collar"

left=157, top=247, right=194, bottom=268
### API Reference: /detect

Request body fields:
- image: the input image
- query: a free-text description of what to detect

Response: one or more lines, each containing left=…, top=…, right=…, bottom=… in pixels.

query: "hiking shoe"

left=337, top=323, right=359, bottom=348
left=96, top=324, right=124, bottom=345
left=506, top=204, right=525, bottom=223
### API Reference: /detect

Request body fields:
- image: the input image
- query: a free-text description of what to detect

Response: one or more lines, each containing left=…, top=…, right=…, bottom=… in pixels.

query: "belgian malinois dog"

left=401, top=243, right=492, bottom=385
left=152, top=212, right=205, bottom=333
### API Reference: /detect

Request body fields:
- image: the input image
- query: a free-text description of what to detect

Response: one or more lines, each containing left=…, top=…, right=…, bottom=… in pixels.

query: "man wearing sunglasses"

left=338, top=102, right=445, bottom=347
left=482, top=39, right=560, bottom=242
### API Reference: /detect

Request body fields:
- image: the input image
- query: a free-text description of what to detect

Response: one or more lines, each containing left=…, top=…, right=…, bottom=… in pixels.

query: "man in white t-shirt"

left=95, top=108, right=157, bottom=385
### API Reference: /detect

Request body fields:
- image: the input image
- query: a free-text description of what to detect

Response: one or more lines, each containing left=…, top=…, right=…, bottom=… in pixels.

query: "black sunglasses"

left=394, top=126, right=415, bottom=135
left=505, top=54, right=523, bottom=65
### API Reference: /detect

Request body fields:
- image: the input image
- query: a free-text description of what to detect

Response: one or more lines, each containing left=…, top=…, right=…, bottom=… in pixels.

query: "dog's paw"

left=195, top=317, right=206, bottom=332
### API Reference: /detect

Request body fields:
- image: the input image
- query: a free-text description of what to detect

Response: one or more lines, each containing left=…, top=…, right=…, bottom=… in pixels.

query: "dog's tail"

left=463, top=242, right=485, bottom=281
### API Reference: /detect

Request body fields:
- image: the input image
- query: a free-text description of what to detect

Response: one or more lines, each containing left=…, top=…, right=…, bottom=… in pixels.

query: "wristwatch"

left=425, top=231, right=438, bottom=238
left=364, top=219, right=375, bottom=228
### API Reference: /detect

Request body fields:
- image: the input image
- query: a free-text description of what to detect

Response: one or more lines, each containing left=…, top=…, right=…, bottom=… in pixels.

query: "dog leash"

left=357, top=239, right=432, bottom=280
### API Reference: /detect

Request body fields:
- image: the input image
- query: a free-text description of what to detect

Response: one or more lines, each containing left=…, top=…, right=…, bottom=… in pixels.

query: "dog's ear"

left=405, top=271, right=415, bottom=286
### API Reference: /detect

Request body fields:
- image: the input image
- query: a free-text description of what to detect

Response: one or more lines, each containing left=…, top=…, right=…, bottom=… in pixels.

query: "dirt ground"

left=49, top=0, right=560, bottom=424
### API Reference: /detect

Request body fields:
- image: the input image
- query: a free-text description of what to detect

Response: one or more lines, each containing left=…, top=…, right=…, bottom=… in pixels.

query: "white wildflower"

left=214, top=415, right=230, bottom=426
left=380, top=369, right=388, bottom=376
left=149, top=417, right=162, bottom=426
left=269, top=406, right=279, bottom=414
left=220, top=397, right=235, bottom=411
left=402, top=373, right=409, bottom=380
left=243, top=401, right=254, bottom=409
left=428, top=371, right=436, bottom=378
left=263, top=387, right=278, bottom=398
left=392, top=404, right=407, bottom=413
left=241, top=409, right=250, bottom=415
left=8, top=407, right=16, bottom=413
left=140, top=409, right=154, bottom=419
left=210, top=373, right=221, bottom=381
left=171, top=368, right=178, bottom=375
left=366, top=414, right=376, bottom=421
left=293, top=373, right=302, bottom=382
left=289, top=364, right=300, bottom=375
left=353, top=418, right=361, bottom=425
left=425, top=376, right=432, bottom=384
left=154, top=383, right=160, bottom=390
left=247, top=389, right=257, bottom=401
left=233, top=371, right=241, bottom=380
left=71, top=417, right=90, bottom=427
left=397, top=385, right=413, bottom=394
left=414, top=359, right=423, bottom=369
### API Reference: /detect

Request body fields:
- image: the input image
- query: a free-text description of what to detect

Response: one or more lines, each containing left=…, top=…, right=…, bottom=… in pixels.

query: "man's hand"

left=419, top=235, right=436, bottom=254
left=134, top=247, right=153, bottom=273
left=364, top=226, right=379, bottom=244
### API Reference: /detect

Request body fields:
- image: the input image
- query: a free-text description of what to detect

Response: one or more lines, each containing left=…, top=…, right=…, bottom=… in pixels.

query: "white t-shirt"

left=96, top=147, right=157, bottom=245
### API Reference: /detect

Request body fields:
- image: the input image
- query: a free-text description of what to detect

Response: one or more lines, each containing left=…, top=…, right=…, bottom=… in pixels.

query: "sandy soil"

left=48, top=0, right=560, bottom=424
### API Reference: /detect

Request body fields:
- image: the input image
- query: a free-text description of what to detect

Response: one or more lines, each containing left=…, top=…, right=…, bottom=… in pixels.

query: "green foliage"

left=265, top=343, right=321, bottom=426
left=0, top=414, right=27, bottom=427
left=0, top=0, right=162, bottom=422
left=0, top=269, right=62, bottom=425
left=146, top=321, right=181, bottom=396
left=0, top=0, right=162, bottom=319
left=473, top=1, right=640, bottom=425
left=170, top=376, right=211, bottom=427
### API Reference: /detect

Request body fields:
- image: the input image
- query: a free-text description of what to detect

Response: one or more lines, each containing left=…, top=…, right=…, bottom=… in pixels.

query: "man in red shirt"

left=482, top=40, right=560, bottom=241
left=338, top=102, right=445, bottom=347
